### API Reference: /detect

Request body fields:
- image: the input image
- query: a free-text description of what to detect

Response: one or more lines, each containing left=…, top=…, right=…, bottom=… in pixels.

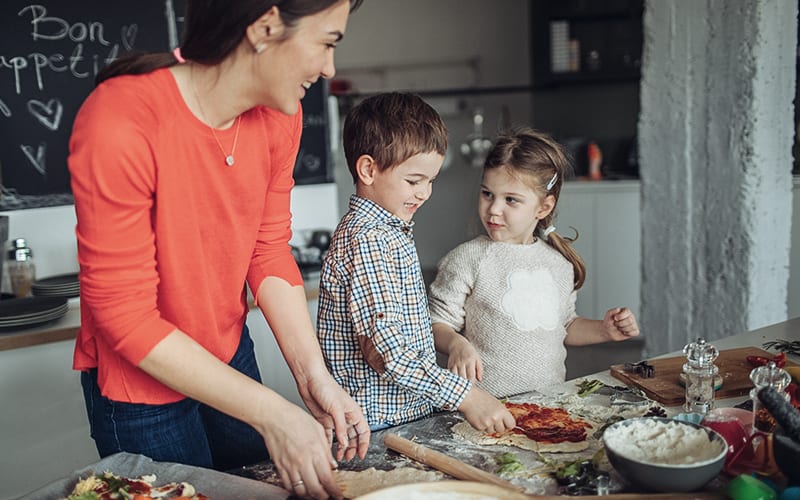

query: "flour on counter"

left=603, top=419, right=725, bottom=465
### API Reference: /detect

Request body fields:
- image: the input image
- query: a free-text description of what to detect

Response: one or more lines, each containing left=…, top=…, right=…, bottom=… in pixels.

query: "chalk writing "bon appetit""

left=1, top=5, right=139, bottom=95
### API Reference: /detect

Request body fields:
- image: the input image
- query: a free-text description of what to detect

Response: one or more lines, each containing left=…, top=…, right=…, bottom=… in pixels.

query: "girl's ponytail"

left=541, top=225, right=586, bottom=290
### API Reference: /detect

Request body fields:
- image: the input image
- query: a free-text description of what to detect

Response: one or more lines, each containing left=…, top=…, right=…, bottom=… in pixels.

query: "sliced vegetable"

left=746, top=352, right=786, bottom=368
left=494, top=452, right=523, bottom=475
left=576, top=379, right=605, bottom=397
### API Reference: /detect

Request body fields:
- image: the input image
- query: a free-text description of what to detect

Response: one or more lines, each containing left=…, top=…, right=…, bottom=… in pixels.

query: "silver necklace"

left=191, top=75, right=241, bottom=167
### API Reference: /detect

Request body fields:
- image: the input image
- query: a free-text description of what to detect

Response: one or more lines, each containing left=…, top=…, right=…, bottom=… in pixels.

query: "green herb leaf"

left=494, top=452, right=523, bottom=474
left=576, top=379, right=605, bottom=397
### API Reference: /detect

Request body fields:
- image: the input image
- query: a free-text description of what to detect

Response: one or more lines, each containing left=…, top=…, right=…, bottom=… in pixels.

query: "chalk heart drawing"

left=20, top=142, right=47, bottom=176
left=121, top=24, right=138, bottom=51
left=0, top=98, right=10, bottom=118
left=27, top=98, right=63, bottom=131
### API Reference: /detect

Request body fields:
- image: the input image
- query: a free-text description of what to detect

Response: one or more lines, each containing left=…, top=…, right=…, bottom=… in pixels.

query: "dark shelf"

left=533, top=71, right=640, bottom=89
left=530, top=0, right=643, bottom=88
left=333, top=84, right=534, bottom=100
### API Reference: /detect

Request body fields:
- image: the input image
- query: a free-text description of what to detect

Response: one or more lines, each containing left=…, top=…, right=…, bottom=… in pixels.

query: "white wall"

left=0, top=206, right=79, bottom=283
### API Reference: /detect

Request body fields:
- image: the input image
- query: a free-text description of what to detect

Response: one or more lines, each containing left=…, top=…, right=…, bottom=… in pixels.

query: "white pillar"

left=639, top=0, right=796, bottom=355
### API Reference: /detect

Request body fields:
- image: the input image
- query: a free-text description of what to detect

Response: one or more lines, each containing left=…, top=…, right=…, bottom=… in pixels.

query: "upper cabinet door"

left=530, top=0, right=644, bottom=88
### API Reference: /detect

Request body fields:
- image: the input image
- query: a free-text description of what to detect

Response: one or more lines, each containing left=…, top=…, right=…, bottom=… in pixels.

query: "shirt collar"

left=349, top=194, right=415, bottom=233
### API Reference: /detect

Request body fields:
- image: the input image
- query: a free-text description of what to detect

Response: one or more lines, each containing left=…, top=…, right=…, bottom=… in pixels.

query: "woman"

left=68, top=1, right=367, bottom=498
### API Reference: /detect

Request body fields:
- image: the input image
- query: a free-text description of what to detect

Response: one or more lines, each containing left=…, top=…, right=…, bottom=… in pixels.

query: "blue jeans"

left=80, top=325, right=269, bottom=471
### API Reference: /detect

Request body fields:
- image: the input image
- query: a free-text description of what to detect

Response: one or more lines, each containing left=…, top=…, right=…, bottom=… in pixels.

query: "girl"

left=429, top=127, right=639, bottom=398
left=69, top=1, right=367, bottom=498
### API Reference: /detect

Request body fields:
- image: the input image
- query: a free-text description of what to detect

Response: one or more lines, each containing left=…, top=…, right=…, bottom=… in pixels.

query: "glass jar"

left=7, top=238, right=35, bottom=298
left=683, top=337, right=719, bottom=415
left=749, top=362, right=791, bottom=433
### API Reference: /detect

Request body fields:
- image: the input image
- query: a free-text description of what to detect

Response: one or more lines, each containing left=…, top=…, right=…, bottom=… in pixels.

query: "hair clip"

left=541, top=225, right=556, bottom=239
left=546, top=172, right=558, bottom=191
left=172, top=47, right=186, bottom=63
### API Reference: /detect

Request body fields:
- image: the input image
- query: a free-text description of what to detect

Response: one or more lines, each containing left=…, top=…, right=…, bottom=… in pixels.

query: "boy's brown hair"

left=342, top=92, right=448, bottom=183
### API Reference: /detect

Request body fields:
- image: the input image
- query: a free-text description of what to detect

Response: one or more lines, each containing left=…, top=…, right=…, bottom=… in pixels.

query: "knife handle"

left=383, top=433, right=525, bottom=493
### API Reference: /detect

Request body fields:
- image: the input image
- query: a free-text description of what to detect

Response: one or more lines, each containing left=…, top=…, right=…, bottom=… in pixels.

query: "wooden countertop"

left=0, top=284, right=320, bottom=352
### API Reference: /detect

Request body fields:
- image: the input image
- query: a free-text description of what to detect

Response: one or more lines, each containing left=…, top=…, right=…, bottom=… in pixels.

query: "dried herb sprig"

left=762, top=339, right=800, bottom=356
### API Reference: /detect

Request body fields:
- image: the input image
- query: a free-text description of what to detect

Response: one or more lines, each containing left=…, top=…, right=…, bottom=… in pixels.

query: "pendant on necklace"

left=225, top=155, right=235, bottom=167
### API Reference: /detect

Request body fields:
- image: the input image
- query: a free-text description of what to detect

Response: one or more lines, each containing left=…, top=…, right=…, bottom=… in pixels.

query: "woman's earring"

left=255, top=44, right=266, bottom=54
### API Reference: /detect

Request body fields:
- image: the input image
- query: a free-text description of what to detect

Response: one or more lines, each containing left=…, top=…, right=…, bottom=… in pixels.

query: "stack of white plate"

left=0, top=297, right=69, bottom=329
left=32, top=273, right=80, bottom=298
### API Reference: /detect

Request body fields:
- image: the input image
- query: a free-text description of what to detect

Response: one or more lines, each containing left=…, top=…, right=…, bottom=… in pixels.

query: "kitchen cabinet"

left=556, top=181, right=643, bottom=378
left=555, top=180, right=641, bottom=320
left=0, top=339, right=98, bottom=500
left=530, top=0, right=643, bottom=88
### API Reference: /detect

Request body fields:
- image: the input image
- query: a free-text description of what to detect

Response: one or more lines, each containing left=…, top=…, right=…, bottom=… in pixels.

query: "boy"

left=317, top=92, right=515, bottom=432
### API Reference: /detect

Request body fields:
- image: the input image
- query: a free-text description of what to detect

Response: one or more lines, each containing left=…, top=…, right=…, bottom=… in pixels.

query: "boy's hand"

left=603, top=307, right=640, bottom=341
left=447, top=337, right=484, bottom=381
left=458, top=386, right=515, bottom=433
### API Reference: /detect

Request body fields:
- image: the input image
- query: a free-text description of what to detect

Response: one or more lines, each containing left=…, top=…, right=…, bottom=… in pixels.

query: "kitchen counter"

left=0, top=282, right=320, bottom=352
left=234, top=317, right=800, bottom=496
left=13, top=317, right=799, bottom=499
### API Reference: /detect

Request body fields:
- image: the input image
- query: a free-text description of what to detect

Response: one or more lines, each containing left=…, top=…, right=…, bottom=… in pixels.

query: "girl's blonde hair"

left=483, top=127, right=586, bottom=290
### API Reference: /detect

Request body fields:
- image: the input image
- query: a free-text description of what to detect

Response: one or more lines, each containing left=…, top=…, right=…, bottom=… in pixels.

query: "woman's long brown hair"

left=96, top=0, right=363, bottom=85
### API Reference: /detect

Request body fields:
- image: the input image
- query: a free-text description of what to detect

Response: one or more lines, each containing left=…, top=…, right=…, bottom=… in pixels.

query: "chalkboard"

left=0, top=0, right=333, bottom=211
left=294, top=80, right=334, bottom=185
left=0, top=1, right=180, bottom=210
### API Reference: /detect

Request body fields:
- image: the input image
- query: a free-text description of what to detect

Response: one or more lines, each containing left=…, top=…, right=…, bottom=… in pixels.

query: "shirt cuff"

left=430, top=366, right=472, bottom=411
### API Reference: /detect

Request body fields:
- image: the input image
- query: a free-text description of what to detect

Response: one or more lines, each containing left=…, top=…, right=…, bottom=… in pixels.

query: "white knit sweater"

left=429, top=235, right=578, bottom=397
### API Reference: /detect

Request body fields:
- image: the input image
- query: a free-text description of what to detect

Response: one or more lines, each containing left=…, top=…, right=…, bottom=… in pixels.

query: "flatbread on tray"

left=451, top=420, right=590, bottom=453
left=453, top=400, right=599, bottom=453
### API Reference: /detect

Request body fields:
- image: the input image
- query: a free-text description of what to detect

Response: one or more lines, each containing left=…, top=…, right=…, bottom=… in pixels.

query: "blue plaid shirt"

left=317, top=195, right=471, bottom=427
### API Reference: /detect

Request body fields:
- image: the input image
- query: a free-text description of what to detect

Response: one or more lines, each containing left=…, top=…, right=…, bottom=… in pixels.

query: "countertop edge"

left=0, top=285, right=320, bottom=352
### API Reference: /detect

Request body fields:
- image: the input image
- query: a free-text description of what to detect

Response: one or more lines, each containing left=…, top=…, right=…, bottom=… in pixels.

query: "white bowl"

left=602, top=417, right=727, bottom=492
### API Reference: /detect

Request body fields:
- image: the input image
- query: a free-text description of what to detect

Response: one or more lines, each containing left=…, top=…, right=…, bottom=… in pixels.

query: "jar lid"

left=683, top=337, right=719, bottom=367
left=750, top=361, right=791, bottom=390
left=8, top=238, right=32, bottom=260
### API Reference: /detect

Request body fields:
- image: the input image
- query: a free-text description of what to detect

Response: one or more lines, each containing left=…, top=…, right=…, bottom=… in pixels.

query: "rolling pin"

left=383, top=433, right=525, bottom=493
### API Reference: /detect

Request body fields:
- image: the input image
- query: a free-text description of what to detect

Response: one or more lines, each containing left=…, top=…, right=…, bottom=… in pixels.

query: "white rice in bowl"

left=603, top=418, right=726, bottom=466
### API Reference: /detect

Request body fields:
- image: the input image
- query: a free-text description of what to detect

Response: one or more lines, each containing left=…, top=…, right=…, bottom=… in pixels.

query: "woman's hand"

left=297, top=372, right=371, bottom=462
left=458, top=386, right=515, bottom=433
left=257, top=398, right=344, bottom=500
left=603, top=307, right=640, bottom=340
left=447, top=336, right=484, bottom=382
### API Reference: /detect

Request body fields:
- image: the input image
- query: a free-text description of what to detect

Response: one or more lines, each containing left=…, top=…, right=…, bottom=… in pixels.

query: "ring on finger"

left=292, top=479, right=305, bottom=489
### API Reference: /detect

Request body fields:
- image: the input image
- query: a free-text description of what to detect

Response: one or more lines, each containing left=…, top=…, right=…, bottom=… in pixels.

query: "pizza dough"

left=451, top=421, right=590, bottom=453
left=335, top=467, right=443, bottom=499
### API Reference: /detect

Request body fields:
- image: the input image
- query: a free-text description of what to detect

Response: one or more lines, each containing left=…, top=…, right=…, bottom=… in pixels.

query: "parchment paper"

left=18, top=452, right=289, bottom=500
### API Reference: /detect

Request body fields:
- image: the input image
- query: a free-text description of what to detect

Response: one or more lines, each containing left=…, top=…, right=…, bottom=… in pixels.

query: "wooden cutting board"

left=609, top=346, right=797, bottom=406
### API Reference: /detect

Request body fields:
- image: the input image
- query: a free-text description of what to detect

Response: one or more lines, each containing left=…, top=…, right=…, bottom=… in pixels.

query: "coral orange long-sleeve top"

left=69, top=68, right=303, bottom=404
